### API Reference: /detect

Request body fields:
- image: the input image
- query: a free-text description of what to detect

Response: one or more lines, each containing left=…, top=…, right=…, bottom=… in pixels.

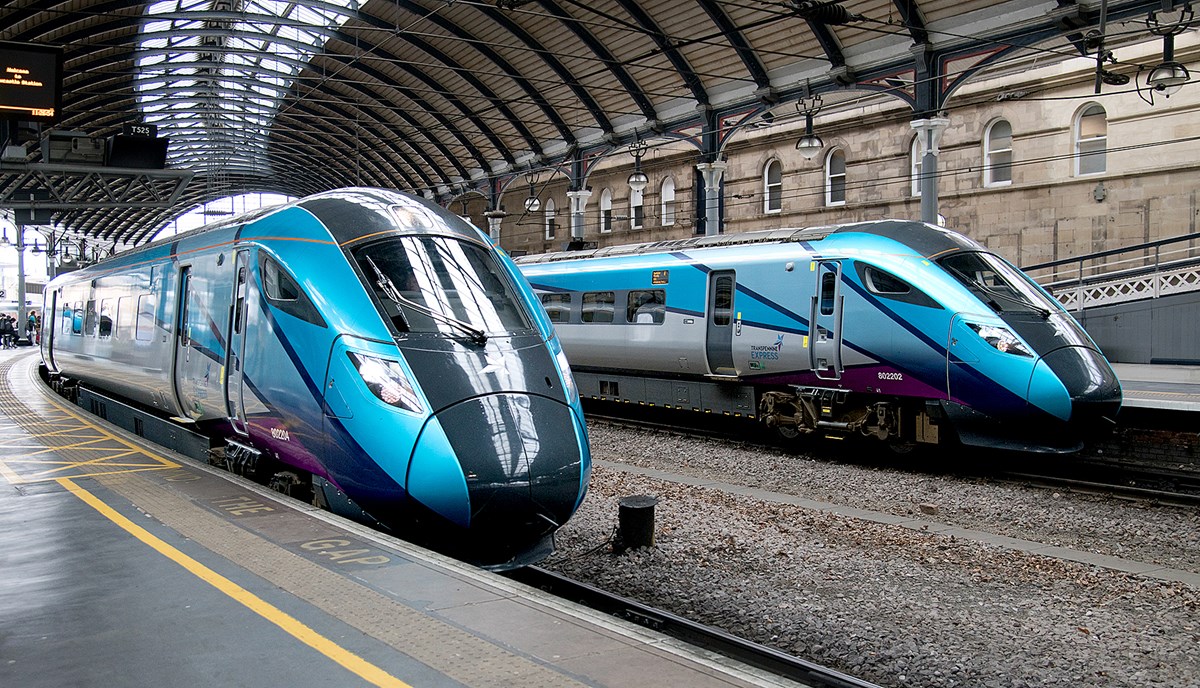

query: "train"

left=40, top=187, right=591, bottom=568
left=517, top=220, right=1122, bottom=454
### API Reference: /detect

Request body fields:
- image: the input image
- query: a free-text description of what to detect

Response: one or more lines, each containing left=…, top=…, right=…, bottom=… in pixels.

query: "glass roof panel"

left=135, top=0, right=357, bottom=177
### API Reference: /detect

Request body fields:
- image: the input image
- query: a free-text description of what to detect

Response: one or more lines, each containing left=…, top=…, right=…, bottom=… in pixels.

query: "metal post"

left=484, top=209, right=506, bottom=243
left=695, top=160, right=727, bottom=236
left=15, top=225, right=26, bottom=344
left=910, top=117, right=950, bottom=225
left=566, top=189, right=591, bottom=242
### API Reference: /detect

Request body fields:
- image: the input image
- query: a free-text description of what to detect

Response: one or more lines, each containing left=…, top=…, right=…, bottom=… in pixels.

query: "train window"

left=71, top=302, right=83, bottom=335
left=939, top=251, right=1058, bottom=316
left=854, top=263, right=940, bottom=309
left=85, top=300, right=98, bottom=336
left=865, top=267, right=910, bottom=295
left=117, top=296, right=133, bottom=340
left=541, top=293, right=572, bottom=323
left=581, top=291, right=615, bottom=323
left=354, top=236, right=531, bottom=338
left=136, top=294, right=156, bottom=342
left=98, top=299, right=113, bottom=338
left=260, top=255, right=325, bottom=327
left=627, top=290, right=665, bottom=324
left=712, top=276, right=733, bottom=326
left=60, top=299, right=71, bottom=335
left=819, top=272, right=836, bottom=316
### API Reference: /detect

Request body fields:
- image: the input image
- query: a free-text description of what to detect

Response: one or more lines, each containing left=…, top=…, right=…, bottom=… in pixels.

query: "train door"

left=171, top=265, right=204, bottom=420
left=705, top=270, right=736, bottom=375
left=809, top=260, right=844, bottom=381
left=224, top=250, right=250, bottom=435
left=44, top=291, right=56, bottom=369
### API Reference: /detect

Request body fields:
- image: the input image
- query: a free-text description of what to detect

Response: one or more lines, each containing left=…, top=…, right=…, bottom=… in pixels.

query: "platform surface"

left=0, top=350, right=790, bottom=688
left=1111, top=362, right=1200, bottom=411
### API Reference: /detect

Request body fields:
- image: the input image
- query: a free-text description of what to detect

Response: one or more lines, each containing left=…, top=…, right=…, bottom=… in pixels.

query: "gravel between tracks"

left=542, top=424, right=1200, bottom=688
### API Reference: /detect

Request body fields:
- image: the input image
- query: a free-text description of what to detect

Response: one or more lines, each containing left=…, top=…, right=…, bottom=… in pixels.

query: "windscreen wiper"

left=365, top=256, right=488, bottom=344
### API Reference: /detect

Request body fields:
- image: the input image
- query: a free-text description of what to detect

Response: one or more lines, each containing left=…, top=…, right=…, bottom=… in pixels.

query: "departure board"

left=0, top=41, right=62, bottom=123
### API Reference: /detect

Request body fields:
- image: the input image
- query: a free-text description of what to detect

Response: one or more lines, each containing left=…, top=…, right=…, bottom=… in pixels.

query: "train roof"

left=515, top=219, right=988, bottom=265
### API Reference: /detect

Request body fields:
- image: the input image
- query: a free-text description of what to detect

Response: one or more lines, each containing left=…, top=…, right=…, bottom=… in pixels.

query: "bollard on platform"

left=616, top=494, right=658, bottom=553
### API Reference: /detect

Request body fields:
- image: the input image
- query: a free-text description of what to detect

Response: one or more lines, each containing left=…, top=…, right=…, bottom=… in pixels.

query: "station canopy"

left=0, top=0, right=1183, bottom=249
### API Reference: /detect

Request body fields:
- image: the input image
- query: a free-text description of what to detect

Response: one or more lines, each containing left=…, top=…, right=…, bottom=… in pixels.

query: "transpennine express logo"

left=750, top=335, right=785, bottom=360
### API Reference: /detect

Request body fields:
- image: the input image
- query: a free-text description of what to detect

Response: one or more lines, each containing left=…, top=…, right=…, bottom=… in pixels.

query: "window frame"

left=660, top=176, right=676, bottom=226
left=630, top=187, right=644, bottom=230
left=763, top=159, right=782, bottom=214
left=1074, top=104, right=1107, bottom=177
left=544, top=197, right=557, bottom=240
left=825, top=147, right=846, bottom=207
left=984, top=118, right=1013, bottom=187
left=910, top=137, right=922, bottom=197
left=599, top=188, right=613, bottom=234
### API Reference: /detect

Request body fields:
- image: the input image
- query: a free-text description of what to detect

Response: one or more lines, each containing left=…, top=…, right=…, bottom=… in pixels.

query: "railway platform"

left=1112, top=363, right=1200, bottom=412
left=0, top=350, right=790, bottom=688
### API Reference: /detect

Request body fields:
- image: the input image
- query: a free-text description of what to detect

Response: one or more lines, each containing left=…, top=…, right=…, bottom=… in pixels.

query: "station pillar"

left=566, top=189, right=591, bottom=242
left=695, top=160, right=727, bottom=236
left=911, top=116, right=950, bottom=225
left=484, top=209, right=506, bottom=243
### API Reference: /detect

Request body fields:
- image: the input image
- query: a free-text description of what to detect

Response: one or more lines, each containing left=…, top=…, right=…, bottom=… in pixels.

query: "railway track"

left=505, top=566, right=883, bottom=688
left=585, top=404, right=1200, bottom=507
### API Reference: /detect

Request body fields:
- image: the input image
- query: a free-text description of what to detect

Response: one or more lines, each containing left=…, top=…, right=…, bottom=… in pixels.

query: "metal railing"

left=1022, top=232, right=1200, bottom=311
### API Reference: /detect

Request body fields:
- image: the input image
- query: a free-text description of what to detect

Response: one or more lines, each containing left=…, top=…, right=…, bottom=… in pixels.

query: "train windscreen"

left=354, top=236, right=533, bottom=340
left=938, top=251, right=1061, bottom=317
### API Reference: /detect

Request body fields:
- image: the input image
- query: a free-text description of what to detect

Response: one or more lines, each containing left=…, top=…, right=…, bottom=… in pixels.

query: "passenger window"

left=627, top=289, right=665, bottom=324
left=820, top=272, right=836, bottom=316
left=98, top=299, right=113, bottom=338
left=865, top=267, right=910, bottom=295
left=581, top=291, right=614, bottom=323
left=712, top=276, right=733, bottom=326
left=259, top=255, right=325, bottom=327
left=117, top=296, right=132, bottom=340
left=85, top=300, right=98, bottom=336
left=60, top=299, right=71, bottom=335
left=540, top=293, right=572, bottom=323
left=72, top=302, right=83, bottom=335
left=136, top=294, right=156, bottom=342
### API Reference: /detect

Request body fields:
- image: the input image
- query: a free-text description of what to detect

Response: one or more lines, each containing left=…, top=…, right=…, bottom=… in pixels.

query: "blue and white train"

left=518, top=220, right=1122, bottom=453
left=41, top=188, right=590, bottom=568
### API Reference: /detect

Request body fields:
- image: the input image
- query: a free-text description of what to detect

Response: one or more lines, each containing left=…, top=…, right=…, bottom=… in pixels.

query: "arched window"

left=599, top=188, right=613, bottom=233
left=984, top=119, right=1013, bottom=186
left=825, top=148, right=846, bottom=206
left=1075, top=104, right=1106, bottom=176
left=910, top=137, right=922, bottom=197
left=544, top=197, right=556, bottom=240
left=630, top=186, right=644, bottom=229
left=660, top=176, right=676, bottom=226
left=763, top=159, right=782, bottom=213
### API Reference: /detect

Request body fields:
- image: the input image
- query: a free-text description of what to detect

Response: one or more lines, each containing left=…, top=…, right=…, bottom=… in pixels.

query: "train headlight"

left=554, top=346, right=580, bottom=405
left=348, top=352, right=423, bottom=413
left=967, top=323, right=1033, bottom=357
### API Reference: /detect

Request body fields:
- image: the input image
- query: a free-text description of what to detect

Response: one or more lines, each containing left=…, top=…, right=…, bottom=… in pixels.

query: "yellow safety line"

left=57, top=477, right=412, bottom=688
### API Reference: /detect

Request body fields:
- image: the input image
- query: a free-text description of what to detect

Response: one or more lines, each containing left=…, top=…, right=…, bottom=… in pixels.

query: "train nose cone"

left=1039, top=346, right=1123, bottom=428
left=429, top=392, right=586, bottom=560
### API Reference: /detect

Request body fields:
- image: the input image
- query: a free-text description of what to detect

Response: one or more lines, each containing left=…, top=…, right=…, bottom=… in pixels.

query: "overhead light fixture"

left=0, top=229, right=9, bottom=246
left=627, top=138, right=648, bottom=193
left=1147, top=3, right=1194, bottom=97
left=794, top=91, right=825, bottom=160
left=1148, top=60, right=1190, bottom=95
left=523, top=171, right=541, bottom=212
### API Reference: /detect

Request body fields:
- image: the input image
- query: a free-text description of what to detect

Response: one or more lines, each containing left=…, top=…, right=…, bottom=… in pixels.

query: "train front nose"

left=1038, top=346, right=1123, bottom=431
left=410, top=392, right=587, bottom=566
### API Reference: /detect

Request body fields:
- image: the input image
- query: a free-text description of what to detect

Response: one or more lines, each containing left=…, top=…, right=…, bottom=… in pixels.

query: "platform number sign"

left=0, top=289, right=6, bottom=299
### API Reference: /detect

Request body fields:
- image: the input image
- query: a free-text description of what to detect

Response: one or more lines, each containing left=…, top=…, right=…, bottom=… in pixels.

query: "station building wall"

left=496, top=37, right=1200, bottom=271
